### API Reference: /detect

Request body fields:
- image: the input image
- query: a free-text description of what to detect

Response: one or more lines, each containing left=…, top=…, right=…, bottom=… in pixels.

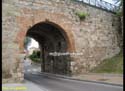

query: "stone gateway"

left=2, top=0, right=122, bottom=83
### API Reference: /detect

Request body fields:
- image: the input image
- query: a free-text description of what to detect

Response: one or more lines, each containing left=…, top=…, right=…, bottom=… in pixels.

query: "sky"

left=27, top=38, right=39, bottom=50
left=28, top=0, right=117, bottom=49
left=103, top=0, right=115, bottom=4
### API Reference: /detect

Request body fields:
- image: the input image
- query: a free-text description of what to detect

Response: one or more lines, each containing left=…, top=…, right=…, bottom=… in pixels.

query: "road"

left=24, top=72, right=123, bottom=91
left=24, top=61, right=123, bottom=91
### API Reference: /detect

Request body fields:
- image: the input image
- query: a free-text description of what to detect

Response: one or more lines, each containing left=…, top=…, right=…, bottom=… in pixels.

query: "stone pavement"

left=2, top=80, right=48, bottom=91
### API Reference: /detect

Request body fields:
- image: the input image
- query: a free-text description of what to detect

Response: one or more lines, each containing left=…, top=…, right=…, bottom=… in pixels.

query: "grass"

left=91, top=50, right=123, bottom=74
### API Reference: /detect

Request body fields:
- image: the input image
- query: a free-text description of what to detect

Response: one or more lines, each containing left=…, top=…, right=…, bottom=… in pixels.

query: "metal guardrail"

left=73, top=0, right=119, bottom=13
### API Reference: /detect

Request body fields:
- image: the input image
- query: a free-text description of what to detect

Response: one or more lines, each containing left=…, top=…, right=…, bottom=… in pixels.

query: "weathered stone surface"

left=2, top=0, right=122, bottom=83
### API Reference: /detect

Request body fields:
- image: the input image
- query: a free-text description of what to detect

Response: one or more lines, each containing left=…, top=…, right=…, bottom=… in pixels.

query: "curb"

left=38, top=72, right=123, bottom=87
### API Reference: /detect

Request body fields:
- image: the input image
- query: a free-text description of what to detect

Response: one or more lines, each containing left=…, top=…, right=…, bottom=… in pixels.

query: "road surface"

left=24, top=60, right=123, bottom=91
left=24, top=72, right=123, bottom=91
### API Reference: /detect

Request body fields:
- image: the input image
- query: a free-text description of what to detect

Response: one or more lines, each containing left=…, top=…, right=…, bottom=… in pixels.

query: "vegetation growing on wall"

left=76, top=11, right=88, bottom=21
left=114, top=0, right=123, bottom=16
left=91, top=50, right=123, bottom=74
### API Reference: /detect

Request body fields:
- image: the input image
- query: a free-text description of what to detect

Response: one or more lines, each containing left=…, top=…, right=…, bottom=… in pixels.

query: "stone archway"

left=2, top=0, right=121, bottom=83
left=16, top=10, right=76, bottom=53
left=13, top=9, right=77, bottom=81
left=26, top=21, right=74, bottom=75
left=16, top=20, right=76, bottom=76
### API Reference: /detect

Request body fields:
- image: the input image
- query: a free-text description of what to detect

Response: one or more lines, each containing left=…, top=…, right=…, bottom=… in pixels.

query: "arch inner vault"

left=26, top=22, right=72, bottom=75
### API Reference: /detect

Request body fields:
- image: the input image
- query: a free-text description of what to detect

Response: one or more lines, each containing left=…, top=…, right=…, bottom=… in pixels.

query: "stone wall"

left=2, top=0, right=122, bottom=83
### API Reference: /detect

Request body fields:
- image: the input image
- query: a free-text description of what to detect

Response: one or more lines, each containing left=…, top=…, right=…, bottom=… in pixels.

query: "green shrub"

left=29, top=50, right=41, bottom=63
left=116, top=11, right=122, bottom=16
left=76, top=11, right=88, bottom=20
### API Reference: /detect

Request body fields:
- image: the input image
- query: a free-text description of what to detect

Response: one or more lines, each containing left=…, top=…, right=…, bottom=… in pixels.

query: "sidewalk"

left=39, top=72, right=123, bottom=86
left=2, top=80, right=48, bottom=91
left=72, top=73, right=123, bottom=85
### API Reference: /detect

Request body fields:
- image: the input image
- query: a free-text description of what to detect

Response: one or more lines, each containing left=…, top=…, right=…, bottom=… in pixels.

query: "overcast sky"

left=28, top=38, right=39, bottom=50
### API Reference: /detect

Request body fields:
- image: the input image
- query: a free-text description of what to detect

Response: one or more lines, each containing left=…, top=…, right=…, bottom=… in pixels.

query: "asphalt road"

left=23, top=60, right=123, bottom=91
left=24, top=72, right=123, bottom=91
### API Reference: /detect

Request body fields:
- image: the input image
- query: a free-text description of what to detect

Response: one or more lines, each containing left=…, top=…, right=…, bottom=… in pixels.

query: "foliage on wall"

left=76, top=11, right=88, bottom=21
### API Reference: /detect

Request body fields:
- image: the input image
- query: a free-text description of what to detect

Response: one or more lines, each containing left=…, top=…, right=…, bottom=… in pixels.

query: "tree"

left=114, top=0, right=123, bottom=47
left=29, top=50, right=41, bottom=63
left=24, top=37, right=32, bottom=50
left=114, top=0, right=123, bottom=13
